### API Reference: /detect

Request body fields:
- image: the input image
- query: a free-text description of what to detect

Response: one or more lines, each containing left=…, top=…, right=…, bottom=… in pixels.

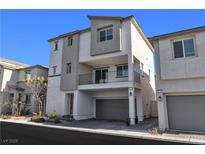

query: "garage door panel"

left=96, top=99, right=129, bottom=121
left=167, top=95, right=205, bottom=132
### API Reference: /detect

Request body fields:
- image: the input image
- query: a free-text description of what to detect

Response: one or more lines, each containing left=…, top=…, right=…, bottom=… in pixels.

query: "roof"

left=48, top=28, right=90, bottom=42
left=87, top=15, right=133, bottom=20
left=0, top=58, right=48, bottom=71
left=17, top=65, right=48, bottom=70
left=149, top=25, right=205, bottom=41
left=0, top=57, right=29, bottom=67
left=48, top=15, right=153, bottom=51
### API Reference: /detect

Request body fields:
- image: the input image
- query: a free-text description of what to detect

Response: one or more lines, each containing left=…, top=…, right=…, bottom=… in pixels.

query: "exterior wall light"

left=158, top=96, right=162, bottom=102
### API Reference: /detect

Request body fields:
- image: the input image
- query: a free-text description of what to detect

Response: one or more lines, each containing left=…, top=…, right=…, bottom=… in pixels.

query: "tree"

left=25, top=76, right=47, bottom=116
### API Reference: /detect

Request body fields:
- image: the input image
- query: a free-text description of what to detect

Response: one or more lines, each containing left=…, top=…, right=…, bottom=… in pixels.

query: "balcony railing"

left=78, top=71, right=141, bottom=85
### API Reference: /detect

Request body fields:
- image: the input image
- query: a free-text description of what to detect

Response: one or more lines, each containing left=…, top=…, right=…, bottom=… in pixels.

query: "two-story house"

left=46, top=15, right=156, bottom=125
left=150, top=26, right=205, bottom=132
left=0, top=58, right=48, bottom=114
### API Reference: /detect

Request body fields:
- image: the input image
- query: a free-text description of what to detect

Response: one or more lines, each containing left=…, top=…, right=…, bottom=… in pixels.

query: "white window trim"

left=98, top=26, right=113, bottom=42
left=116, top=64, right=128, bottom=77
left=53, top=41, right=58, bottom=51
left=172, top=37, right=197, bottom=59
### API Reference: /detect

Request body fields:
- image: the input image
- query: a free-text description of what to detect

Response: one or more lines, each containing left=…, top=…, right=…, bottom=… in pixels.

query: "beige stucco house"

left=46, top=15, right=157, bottom=125
left=150, top=26, right=205, bottom=132
left=0, top=58, right=48, bottom=114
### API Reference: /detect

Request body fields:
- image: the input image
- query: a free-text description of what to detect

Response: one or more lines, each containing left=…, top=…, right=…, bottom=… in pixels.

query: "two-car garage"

left=96, top=99, right=129, bottom=121
left=166, top=95, right=205, bottom=132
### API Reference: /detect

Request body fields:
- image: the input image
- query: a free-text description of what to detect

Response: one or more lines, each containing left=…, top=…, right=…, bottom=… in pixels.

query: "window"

left=18, top=93, right=22, bottom=101
left=67, top=37, right=73, bottom=46
left=99, top=27, right=113, bottom=42
left=95, top=69, right=108, bottom=83
left=116, top=64, right=128, bottom=77
left=52, top=66, right=57, bottom=75
left=173, top=38, right=195, bottom=59
left=54, top=41, right=58, bottom=51
left=66, top=63, right=71, bottom=74
left=25, top=95, right=31, bottom=104
left=24, top=70, right=31, bottom=80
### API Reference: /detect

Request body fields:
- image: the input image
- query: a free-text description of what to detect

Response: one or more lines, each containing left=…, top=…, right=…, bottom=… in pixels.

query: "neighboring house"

left=150, top=26, right=205, bottom=132
left=46, top=15, right=157, bottom=125
left=0, top=58, right=48, bottom=114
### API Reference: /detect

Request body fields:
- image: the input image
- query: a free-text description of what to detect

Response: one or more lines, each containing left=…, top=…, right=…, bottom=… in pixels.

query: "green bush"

left=30, top=115, right=45, bottom=123
left=49, top=112, right=57, bottom=119
left=0, top=115, right=11, bottom=119
left=148, top=127, right=161, bottom=135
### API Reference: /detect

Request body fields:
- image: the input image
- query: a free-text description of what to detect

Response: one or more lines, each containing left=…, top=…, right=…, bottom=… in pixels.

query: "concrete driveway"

left=44, top=118, right=158, bottom=132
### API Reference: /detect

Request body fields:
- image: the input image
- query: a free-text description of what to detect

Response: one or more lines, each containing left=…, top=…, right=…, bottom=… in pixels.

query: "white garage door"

left=167, top=95, right=205, bottom=132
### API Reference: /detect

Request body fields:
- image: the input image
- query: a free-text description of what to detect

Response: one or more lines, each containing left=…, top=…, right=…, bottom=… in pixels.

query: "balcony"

left=78, top=71, right=141, bottom=86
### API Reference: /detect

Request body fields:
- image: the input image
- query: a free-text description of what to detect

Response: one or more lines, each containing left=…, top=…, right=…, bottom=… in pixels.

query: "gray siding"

left=90, top=18, right=122, bottom=56
left=60, top=34, right=80, bottom=91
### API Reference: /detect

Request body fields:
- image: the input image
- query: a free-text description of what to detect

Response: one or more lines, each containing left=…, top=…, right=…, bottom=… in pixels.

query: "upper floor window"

left=66, top=63, right=71, bottom=74
left=116, top=64, right=128, bottom=77
left=52, top=66, right=57, bottom=75
left=25, top=95, right=31, bottom=104
left=54, top=41, right=58, bottom=51
left=173, top=38, right=195, bottom=59
left=25, top=70, right=31, bottom=80
left=67, top=37, right=73, bottom=46
left=99, top=27, right=113, bottom=42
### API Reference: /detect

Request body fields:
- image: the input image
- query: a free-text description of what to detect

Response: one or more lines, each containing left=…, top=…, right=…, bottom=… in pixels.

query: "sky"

left=0, top=9, right=205, bottom=66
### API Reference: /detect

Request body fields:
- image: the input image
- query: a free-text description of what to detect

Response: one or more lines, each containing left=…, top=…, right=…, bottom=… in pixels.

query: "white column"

left=128, top=87, right=136, bottom=125
left=136, top=90, right=144, bottom=122
left=156, top=91, right=167, bottom=130
left=73, top=90, right=78, bottom=120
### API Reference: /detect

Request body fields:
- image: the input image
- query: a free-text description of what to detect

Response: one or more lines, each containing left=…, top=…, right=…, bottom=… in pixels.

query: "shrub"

left=0, top=115, right=11, bottom=119
left=49, top=112, right=57, bottom=119
left=30, top=115, right=45, bottom=123
left=148, top=127, right=161, bottom=135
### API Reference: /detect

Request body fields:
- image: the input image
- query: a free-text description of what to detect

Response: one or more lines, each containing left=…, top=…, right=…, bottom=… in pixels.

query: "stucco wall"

left=79, top=20, right=130, bottom=63
left=60, top=34, right=79, bottom=91
left=48, top=39, right=63, bottom=76
left=158, top=31, right=205, bottom=80
left=1, top=68, right=13, bottom=91
left=130, top=21, right=156, bottom=117
left=46, top=76, right=66, bottom=115
left=74, top=90, right=94, bottom=120
left=90, top=18, right=121, bottom=56
left=155, top=30, right=205, bottom=93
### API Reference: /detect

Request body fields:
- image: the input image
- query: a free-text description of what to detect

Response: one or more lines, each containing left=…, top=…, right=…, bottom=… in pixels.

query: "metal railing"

left=78, top=71, right=141, bottom=85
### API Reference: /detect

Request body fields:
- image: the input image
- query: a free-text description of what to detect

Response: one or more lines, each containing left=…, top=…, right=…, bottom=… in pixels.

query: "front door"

left=95, top=69, right=108, bottom=84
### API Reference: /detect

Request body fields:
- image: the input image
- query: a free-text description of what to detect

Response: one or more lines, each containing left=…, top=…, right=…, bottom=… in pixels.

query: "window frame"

left=54, top=41, right=58, bottom=51
left=98, top=26, right=113, bottom=42
left=24, top=70, right=31, bottom=80
left=116, top=64, right=128, bottom=78
left=67, top=37, right=73, bottom=46
left=66, top=63, right=72, bottom=74
left=52, top=66, right=57, bottom=75
left=172, top=37, right=196, bottom=59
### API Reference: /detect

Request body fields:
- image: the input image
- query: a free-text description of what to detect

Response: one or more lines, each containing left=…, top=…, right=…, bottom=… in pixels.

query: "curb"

left=0, top=119, right=204, bottom=144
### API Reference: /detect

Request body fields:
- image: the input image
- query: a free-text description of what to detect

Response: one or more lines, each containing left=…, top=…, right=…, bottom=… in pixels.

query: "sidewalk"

left=0, top=117, right=205, bottom=144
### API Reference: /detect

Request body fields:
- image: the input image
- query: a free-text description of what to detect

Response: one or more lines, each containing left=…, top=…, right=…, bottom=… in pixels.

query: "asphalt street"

left=0, top=121, right=190, bottom=145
